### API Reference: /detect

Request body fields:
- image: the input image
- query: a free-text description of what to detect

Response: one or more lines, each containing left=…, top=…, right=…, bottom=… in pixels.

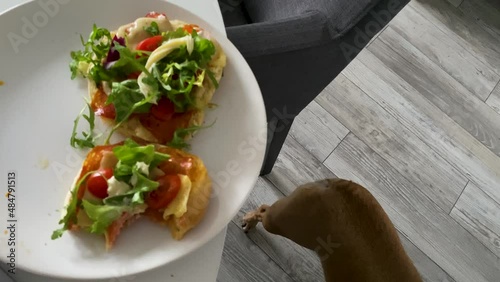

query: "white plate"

left=0, top=0, right=266, bottom=279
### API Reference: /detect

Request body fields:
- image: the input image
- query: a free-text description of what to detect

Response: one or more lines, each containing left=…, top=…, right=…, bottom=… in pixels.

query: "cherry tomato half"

left=136, top=35, right=164, bottom=52
left=150, top=96, right=175, bottom=121
left=145, top=174, right=181, bottom=210
left=145, top=12, right=166, bottom=18
left=86, top=168, right=114, bottom=199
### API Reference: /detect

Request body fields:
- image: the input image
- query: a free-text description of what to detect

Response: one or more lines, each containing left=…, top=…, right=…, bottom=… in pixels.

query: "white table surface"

left=0, top=1, right=227, bottom=281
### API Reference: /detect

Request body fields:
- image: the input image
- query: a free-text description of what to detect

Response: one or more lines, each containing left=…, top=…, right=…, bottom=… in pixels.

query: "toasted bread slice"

left=88, top=18, right=226, bottom=144
left=59, top=142, right=211, bottom=249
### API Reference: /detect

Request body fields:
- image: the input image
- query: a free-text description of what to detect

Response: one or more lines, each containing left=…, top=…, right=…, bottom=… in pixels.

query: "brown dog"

left=242, top=178, right=422, bottom=282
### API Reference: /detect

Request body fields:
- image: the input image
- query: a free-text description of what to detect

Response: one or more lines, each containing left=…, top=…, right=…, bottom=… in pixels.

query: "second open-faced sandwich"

left=52, top=139, right=211, bottom=249
left=70, top=12, right=226, bottom=145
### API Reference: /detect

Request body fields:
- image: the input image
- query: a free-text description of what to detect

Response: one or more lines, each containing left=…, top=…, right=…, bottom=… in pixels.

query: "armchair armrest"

left=226, top=11, right=331, bottom=58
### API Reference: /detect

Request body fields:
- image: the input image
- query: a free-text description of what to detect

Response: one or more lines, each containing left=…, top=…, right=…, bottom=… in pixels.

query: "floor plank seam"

left=470, top=179, right=500, bottom=207
left=339, top=74, right=468, bottom=214
left=406, top=4, right=500, bottom=82
left=450, top=180, right=469, bottom=215
left=242, top=177, right=286, bottom=214
left=374, top=29, right=500, bottom=158
left=325, top=132, right=492, bottom=280
left=395, top=227, right=458, bottom=281
left=448, top=210, right=500, bottom=261
left=270, top=128, right=477, bottom=279
left=314, top=96, right=353, bottom=140
left=244, top=229, right=312, bottom=282
left=457, top=0, right=466, bottom=9
left=448, top=0, right=464, bottom=8
left=366, top=25, right=390, bottom=49
left=263, top=173, right=294, bottom=198
left=321, top=129, right=351, bottom=164
left=460, top=0, right=500, bottom=40
left=409, top=0, right=500, bottom=78
left=485, top=79, right=500, bottom=102
left=227, top=221, right=297, bottom=282
left=287, top=134, right=338, bottom=178
left=365, top=37, right=498, bottom=188
left=271, top=134, right=339, bottom=186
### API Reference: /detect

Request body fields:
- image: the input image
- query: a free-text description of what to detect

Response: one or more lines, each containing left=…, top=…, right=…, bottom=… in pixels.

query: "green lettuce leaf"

left=113, top=163, right=133, bottom=183
left=82, top=200, right=129, bottom=234
left=69, top=25, right=150, bottom=85
left=149, top=29, right=217, bottom=111
left=70, top=102, right=99, bottom=149
left=144, top=21, right=160, bottom=36
left=103, top=168, right=159, bottom=206
left=112, top=44, right=150, bottom=75
left=51, top=171, right=95, bottom=239
left=106, top=80, right=151, bottom=122
left=105, top=140, right=170, bottom=205
left=112, top=139, right=169, bottom=182
left=51, top=186, right=80, bottom=239
left=69, top=25, right=113, bottom=84
left=191, top=31, right=217, bottom=67
left=164, top=28, right=190, bottom=40
left=103, top=78, right=159, bottom=144
left=153, top=61, right=199, bottom=111
left=113, top=139, right=170, bottom=166
left=167, top=121, right=216, bottom=149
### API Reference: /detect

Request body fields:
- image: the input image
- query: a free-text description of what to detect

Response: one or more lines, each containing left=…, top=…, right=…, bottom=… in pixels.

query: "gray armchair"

left=218, top=0, right=410, bottom=175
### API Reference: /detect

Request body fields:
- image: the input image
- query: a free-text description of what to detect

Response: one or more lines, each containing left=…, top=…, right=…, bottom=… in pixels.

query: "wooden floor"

left=218, top=0, right=500, bottom=281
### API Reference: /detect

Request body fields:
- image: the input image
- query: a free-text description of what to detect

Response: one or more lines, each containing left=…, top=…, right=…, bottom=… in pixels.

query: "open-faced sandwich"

left=52, top=139, right=211, bottom=249
left=70, top=12, right=226, bottom=146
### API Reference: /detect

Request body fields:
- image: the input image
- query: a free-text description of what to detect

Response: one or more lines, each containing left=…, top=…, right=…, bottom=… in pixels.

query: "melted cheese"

left=163, top=174, right=192, bottom=219
left=150, top=167, right=165, bottom=179
left=99, top=151, right=118, bottom=169
left=116, top=16, right=173, bottom=49
left=107, top=176, right=131, bottom=197
left=137, top=35, right=194, bottom=100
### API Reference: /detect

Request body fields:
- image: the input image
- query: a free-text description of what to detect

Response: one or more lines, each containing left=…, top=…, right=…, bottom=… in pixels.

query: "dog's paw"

left=241, top=205, right=269, bottom=233
left=241, top=211, right=259, bottom=233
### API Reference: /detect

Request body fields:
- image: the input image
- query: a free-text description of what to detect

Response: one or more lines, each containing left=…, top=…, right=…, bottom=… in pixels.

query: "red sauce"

left=156, top=147, right=194, bottom=175
left=91, top=87, right=195, bottom=143
left=90, top=87, right=116, bottom=120
left=137, top=111, right=195, bottom=144
left=183, top=24, right=201, bottom=33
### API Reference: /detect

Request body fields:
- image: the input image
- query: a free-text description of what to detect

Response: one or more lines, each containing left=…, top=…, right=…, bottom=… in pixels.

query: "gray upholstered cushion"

left=219, top=0, right=251, bottom=27
left=244, top=0, right=381, bottom=37
left=227, top=11, right=330, bottom=57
